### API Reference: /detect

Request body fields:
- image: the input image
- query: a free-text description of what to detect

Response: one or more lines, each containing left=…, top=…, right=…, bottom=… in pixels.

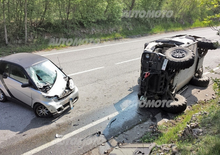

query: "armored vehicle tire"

left=162, top=94, right=187, bottom=114
left=164, top=47, right=195, bottom=70
left=197, top=38, right=218, bottom=50
left=190, top=76, right=210, bottom=87
left=195, top=67, right=203, bottom=78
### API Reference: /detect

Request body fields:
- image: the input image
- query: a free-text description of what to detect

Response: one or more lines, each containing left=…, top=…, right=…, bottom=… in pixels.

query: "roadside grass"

left=141, top=85, right=220, bottom=154
left=0, top=20, right=208, bottom=56
left=154, top=103, right=204, bottom=145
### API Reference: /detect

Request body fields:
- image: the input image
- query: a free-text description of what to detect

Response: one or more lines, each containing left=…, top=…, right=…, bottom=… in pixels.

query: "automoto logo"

left=49, top=38, right=100, bottom=46
left=122, top=10, right=173, bottom=18
left=139, top=99, right=173, bottom=108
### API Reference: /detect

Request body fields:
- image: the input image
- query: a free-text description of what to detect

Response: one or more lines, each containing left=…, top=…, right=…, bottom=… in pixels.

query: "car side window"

left=9, top=64, right=28, bottom=83
left=0, top=61, right=9, bottom=75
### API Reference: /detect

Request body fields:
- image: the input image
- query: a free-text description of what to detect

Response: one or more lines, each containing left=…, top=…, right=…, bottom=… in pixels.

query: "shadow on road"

left=102, top=84, right=200, bottom=143
left=0, top=99, right=72, bottom=134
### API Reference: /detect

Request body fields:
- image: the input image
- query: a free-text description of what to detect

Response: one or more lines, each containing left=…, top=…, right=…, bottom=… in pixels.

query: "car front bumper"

left=44, top=86, right=79, bottom=115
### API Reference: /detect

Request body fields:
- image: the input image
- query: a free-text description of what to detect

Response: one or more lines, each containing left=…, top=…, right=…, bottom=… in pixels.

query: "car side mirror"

left=21, top=83, right=31, bottom=88
left=2, top=72, right=8, bottom=79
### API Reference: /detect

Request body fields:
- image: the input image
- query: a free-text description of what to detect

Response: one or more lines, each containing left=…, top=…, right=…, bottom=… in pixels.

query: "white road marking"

left=203, top=72, right=210, bottom=75
left=203, top=67, right=219, bottom=75
left=68, top=67, right=104, bottom=76
left=213, top=67, right=220, bottom=71
left=115, top=58, right=140, bottom=65
left=22, top=111, right=119, bottom=155
left=41, top=38, right=147, bottom=56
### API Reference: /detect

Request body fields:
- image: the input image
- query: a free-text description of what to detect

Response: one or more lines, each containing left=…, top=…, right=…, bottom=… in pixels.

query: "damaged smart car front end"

left=0, top=53, right=79, bottom=117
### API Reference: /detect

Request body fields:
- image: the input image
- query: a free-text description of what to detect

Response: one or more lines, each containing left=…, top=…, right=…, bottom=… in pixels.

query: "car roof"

left=1, top=53, right=48, bottom=68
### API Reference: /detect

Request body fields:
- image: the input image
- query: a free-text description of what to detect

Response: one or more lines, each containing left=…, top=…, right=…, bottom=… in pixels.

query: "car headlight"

left=43, top=95, right=58, bottom=101
left=69, top=79, right=75, bottom=90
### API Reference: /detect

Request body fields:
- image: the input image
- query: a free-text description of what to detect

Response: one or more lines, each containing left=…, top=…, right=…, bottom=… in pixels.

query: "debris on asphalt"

left=108, top=118, right=116, bottom=128
left=137, top=111, right=143, bottom=116
left=81, top=131, right=102, bottom=141
left=55, top=134, right=63, bottom=138
left=96, top=131, right=101, bottom=137
left=73, top=124, right=79, bottom=126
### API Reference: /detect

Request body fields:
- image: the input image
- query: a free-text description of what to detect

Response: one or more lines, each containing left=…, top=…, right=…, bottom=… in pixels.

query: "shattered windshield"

left=26, top=60, right=64, bottom=92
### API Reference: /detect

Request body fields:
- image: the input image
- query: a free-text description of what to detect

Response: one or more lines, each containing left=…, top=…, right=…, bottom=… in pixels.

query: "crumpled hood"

left=46, top=71, right=67, bottom=97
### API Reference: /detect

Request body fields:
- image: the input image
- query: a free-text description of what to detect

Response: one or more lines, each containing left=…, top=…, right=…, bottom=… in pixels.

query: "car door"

left=3, top=62, right=32, bottom=106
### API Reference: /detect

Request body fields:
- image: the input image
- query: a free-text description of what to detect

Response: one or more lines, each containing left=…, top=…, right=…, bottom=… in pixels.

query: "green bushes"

left=0, top=0, right=219, bottom=50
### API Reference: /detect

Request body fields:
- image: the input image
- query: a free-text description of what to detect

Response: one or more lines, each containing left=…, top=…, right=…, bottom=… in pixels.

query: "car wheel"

left=0, top=89, right=7, bottom=102
left=162, top=94, right=187, bottom=114
left=164, top=47, right=195, bottom=70
left=197, top=38, right=218, bottom=50
left=34, top=104, right=52, bottom=118
left=190, top=76, right=210, bottom=87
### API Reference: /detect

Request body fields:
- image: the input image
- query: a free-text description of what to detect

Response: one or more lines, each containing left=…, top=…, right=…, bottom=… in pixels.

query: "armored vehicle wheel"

left=190, top=76, right=210, bottom=87
left=197, top=38, right=218, bottom=50
left=164, top=47, right=195, bottom=70
left=162, top=94, right=187, bottom=114
left=194, top=67, right=203, bottom=78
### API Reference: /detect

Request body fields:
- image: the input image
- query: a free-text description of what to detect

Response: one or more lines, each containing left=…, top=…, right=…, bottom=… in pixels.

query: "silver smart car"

left=0, top=53, right=79, bottom=117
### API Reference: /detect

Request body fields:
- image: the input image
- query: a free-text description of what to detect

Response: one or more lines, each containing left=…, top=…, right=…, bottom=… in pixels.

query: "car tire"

left=162, top=94, right=187, bottom=114
left=34, top=103, right=52, bottom=118
left=0, top=89, right=7, bottom=102
left=190, top=76, right=210, bottom=87
left=164, top=47, right=195, bottom=70
left=197, top=38, right=218, bottom=50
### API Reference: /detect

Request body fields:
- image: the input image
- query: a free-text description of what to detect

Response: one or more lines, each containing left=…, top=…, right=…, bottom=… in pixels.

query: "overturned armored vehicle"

left=138, top=35, right=218, bottom=113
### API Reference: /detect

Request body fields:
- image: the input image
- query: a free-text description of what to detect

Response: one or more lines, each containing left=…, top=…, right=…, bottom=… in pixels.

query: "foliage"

left=201, top=0, right=220, bottom=25
left=0, top=0, right=217, bottom=48
left=213, top=78, right=220, bottom=96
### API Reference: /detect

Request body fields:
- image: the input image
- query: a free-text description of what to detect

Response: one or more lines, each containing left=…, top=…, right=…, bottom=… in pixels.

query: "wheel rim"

left=171, top=49, right=186, bottom=58
left=36, top=105, right=49, bottom=117
left=0, top=90, right=5, bottom=101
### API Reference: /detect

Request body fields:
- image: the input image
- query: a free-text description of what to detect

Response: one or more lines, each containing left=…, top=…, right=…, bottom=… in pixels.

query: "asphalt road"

left=0, top=27, right=220, bottom=155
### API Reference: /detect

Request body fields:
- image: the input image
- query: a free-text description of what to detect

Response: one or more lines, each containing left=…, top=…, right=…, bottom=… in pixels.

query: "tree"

left=123, top=0, right=136, bottom=11
left=24, top=0, right=28, bottom=44
left=202, top=0, right=220, bottom=25
left=1, top=0, right=9, bottom=45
